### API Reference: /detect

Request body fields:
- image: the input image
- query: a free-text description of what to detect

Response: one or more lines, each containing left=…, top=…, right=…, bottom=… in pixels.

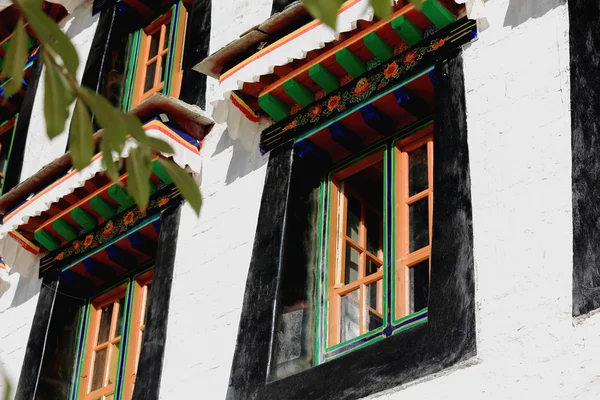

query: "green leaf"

left=100, top=138, right=120, bottom=181
left=123, top=114, right=174, bottom=154
left=371, top=0, right=391, bottom=20
left=69, top=100, right=95, bottom=170
left=19, top=0, right=79, bottom=75
left=80, top=88, right=127, bottom=141
left=44, top=57, right=75, bottom=138
left=408, top=0, right=424, bottom=10
left=126, top=146, right=151, bottom=210
left=3, top=18, right=28, bottom=100
left=158, top=158, right=202, bottom=215
left=303, top=0, right=341, bottom=30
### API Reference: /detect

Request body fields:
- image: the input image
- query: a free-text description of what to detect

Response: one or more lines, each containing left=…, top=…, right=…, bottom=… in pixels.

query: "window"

left=319, top=130, right=433, bottom=360
left=77, top=271, right=153, bottom=400
left=130, top=4, right=187, bottom=108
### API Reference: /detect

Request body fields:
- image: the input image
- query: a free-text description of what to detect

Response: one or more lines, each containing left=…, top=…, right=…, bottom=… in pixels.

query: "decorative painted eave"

left=0, top=94, right=213, bottom=244
left=197, top=0, right=472, bottom=151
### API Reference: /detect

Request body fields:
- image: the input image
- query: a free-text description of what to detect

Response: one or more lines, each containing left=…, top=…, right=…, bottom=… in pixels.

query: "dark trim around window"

left=227, top=49, right=476, bottom=400
left=569, top=0, right=600, bottom=317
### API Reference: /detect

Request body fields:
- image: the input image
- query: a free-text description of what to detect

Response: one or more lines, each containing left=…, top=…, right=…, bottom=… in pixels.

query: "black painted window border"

left=227, top=49, right=475, bottom=400
left=569, top=0, right=600, bottom=317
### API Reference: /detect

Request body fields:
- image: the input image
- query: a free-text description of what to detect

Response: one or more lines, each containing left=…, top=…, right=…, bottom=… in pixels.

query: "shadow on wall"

left=503, top=0, right=566, bottom=28
left=0, top=261, right=41, bottom=310
left=213, top=129, right=268, bottom=185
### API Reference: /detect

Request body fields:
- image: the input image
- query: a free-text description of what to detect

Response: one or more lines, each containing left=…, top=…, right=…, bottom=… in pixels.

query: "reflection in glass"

left=409, top=260, right=429, bottom=313
left=365, top=280, right=383, bottom=331
left=366, top=258, right=380, bottom=276
left=115, top=298, right=124, bottom=337
left=91, top=348, right=107, bottom=391
left=144, top=62, right=156, bottom=93
left=340, top=291, right=360, bottom=342
left=164, top=24, right=171, bottom=47
left=409, top=145, right=428, bottom=196
left=344, top=246, right=360, bottom=284
left=160, top=54, right=167, bottom=83
left=97, top=304, right=113, bottom=344
left=409, top=197, right=429, bottom=252
left=365, top=210, right=381, bottom=256
left=346, top=195, right=361, bottom=242
left=149, top=31, right=160, bottom=58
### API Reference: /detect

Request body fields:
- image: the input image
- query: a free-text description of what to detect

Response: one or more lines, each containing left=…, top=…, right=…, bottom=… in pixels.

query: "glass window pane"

left=365, top=210, right=381, bottom=256
left=115, top=297, right=124, bottom=338
left=108, top=342, right=120, bottom=385
left=340, top=290, right=360, bottom=342
left=97, top=303, right=113, bottom=344
left=91, top=347, right=107, bottom=391
left=149, top=31, right=160, bottom=59
left=409, top=197, right=429, bottom=252
left=366, top=257, right=380, bottom=276
left=408, top=145, right=428, bottom=196
left=163, top=24, right=171, bottom=49
left=144, top=62, right=156, bottom=93
left=344, top=245, right=359, bottom=284
left=365, top=280, right=383, bottom=331
left=409, top=260, right=429, bottom=313
left=346, top=194, right=361, bottom=243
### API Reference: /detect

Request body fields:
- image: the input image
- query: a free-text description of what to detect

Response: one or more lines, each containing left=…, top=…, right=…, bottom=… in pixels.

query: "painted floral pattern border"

left=260, top=18, right=477, bottom=154
left=40, top=185, right=181, bottom=275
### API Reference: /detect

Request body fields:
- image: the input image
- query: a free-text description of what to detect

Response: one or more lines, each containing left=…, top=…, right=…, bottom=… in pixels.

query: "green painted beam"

left=363, top=32, right=394, bottom=62
left=258, top=94, right=290, bottom=121
left=151, top=161, right=172, bottom=184
left=108, top=185, right=135, bottom=209
left=90, top=197, right=117, bottom=220
left=309, top=64, right=340, bottom=93
left=391, top=16, right=423, bottom=46
left=283, top=79, right=314, bottom=107
left=336, top=48, right=367, bottom=79
left=70, top=207, right=97, bottom=231
left=34, top=230, right=60, bottom=251
left=421, top=0, right=456, bottom=29
left=52, top=219, right=78, bottom=242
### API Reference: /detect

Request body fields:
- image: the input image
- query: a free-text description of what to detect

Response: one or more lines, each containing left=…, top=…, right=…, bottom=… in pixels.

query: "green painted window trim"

left=122, top=1, right=186, bottom=111
left=314, top=119, right=434, bottom=365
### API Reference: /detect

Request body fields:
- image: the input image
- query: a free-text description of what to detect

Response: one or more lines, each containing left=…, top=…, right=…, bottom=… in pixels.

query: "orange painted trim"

left=7, top=231, right=40, bottom=254
left=219, top=0, right=362, bottom=82
left=230, top=92, right=260, bottom=122
left=3, top=121, right=198, bottom=224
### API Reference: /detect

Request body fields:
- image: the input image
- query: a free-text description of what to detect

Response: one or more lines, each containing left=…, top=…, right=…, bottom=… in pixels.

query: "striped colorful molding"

left=259, top=17, right=477, bottom=154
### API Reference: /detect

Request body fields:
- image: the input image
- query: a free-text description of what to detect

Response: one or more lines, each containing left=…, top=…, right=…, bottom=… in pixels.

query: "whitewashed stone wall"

left=0, top=2, right=98, bottom=397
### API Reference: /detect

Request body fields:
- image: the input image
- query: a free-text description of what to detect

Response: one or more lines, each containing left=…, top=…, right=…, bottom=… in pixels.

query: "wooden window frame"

left=131, top=4, right=187, bottom=108
left=77, top=270, right=154, bottom=400
left=324, top=130, right=433, bottom=351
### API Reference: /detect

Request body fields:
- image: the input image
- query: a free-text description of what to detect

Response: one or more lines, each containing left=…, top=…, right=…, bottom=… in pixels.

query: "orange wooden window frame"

left=327, top=152, right=385, bottom=347
left=78, top=270, right=154, bottom=400
left=122, top=270, right=153, bottom=400
left=79, top=285, right=127, bottom=400
left=395, top=133, right=433, bottom=320
left=131, top=7, right=187, bottom=108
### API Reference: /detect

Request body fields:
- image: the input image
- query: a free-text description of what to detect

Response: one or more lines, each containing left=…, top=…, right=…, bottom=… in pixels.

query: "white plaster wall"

left=0, top=3, right=98, bottom=397
left=373, top=1, right=600, bottom=399
left=20, top=2, right=99, bottom=181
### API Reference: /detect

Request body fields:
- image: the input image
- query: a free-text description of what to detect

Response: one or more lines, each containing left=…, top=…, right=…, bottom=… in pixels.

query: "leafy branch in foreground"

left=302, top=0, right=424, bottom=31
left=3, top=0, right=201, bottom=214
